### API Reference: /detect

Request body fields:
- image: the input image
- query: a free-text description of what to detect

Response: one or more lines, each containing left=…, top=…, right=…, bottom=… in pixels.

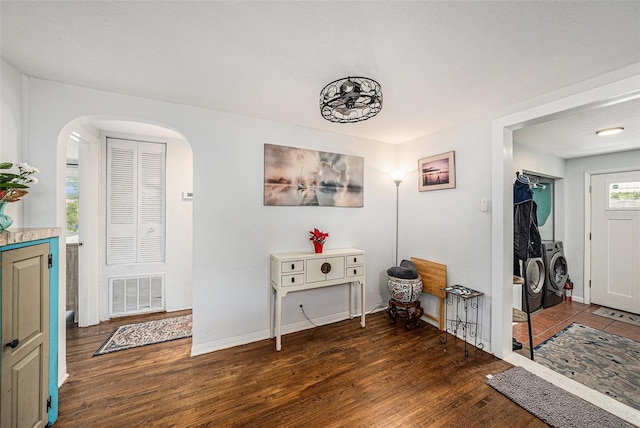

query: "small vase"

left=313, top=241, right=324, bottom=253
left=0, top=202, right=13, bottom=231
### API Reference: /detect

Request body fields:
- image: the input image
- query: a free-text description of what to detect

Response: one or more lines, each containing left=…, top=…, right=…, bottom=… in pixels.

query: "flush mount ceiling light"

left=595, top=127, right=624, bottom=136
left=320, top=76, right=382, bottom=123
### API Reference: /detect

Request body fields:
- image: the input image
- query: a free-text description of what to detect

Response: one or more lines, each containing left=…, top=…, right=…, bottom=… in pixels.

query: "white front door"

left=591, top=170, right=640, bottom=313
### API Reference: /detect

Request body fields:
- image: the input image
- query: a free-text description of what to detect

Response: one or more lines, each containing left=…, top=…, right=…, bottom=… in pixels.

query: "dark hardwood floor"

left=58, top=310, right=547, bottom=427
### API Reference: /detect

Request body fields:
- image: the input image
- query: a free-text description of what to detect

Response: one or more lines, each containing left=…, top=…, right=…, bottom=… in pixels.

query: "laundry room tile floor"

left=512, top=300, right=640, bottom=350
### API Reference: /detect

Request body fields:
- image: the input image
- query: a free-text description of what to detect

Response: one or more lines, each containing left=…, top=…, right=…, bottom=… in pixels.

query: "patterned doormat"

left=487, top=367, right=634, bottom=428
left=593, top=307, right=640, bottom=327
left=533, top=323, right=640, bottom=410
left=94, top=315, right=192, bottom=356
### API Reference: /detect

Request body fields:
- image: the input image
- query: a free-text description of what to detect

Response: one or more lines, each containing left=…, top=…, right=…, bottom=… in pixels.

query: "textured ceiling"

left=514, top=98, right=640, bottom=159
left=2, top=1, right=640, bottom=152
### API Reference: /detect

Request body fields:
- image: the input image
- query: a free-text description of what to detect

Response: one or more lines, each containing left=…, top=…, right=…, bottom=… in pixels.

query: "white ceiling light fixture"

left=319, top=76, right=383, bottom=123
left=595, top=127, right=624, bottom=136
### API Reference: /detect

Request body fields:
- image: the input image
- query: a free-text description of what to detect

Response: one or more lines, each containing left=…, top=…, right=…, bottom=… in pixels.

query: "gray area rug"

left=533, top=323, right=639, bottom=410
left=487, top=367, right=634, bottom=428
left=95, top=315, right=192, bottom=356
left=593, top=306, right=640, bottom=327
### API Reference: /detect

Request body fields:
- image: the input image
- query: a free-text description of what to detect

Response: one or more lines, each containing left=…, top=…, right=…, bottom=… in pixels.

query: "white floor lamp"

left=391, top=170, right=407, bottom=267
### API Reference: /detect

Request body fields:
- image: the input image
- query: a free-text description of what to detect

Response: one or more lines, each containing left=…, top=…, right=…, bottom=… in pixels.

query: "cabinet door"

left=325, top=256, right=345, bottom=281
left=306, top=257, right=345, bottom=283
left=1, top=243, right=50, bottom=428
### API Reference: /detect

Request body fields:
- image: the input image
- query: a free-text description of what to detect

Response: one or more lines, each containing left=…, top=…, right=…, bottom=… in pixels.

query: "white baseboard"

left=191, top=330, right=270, bottom=356
left=167, top=306, right=193, bottom=313
left=58, top=371, right=69, bottom=388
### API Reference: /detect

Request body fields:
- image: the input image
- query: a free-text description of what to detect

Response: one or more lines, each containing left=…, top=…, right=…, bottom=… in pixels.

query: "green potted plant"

left=0, top=162, right=40, bottom=230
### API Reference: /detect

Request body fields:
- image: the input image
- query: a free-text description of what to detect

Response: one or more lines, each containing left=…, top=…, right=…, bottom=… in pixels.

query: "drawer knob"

left=291, top=263, right=295, bottom=270
left=291, top=277, right=295, bottom=283
left=354, top=269, right=357, bottom=275
left=354, top=257, right=357, bottom=263
left=321, top=262, right=332, bottom=274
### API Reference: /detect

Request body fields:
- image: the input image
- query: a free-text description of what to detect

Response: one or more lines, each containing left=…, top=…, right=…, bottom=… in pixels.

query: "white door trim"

left=77, top=132, right=101, bottom=327
left=585, top=166, right=640, bottom=311
left=583, top=166, right=640, bottom=307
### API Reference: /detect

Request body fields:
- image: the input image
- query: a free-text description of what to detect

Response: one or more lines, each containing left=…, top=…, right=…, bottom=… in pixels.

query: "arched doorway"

left=58, top=117, right=194, bottom=328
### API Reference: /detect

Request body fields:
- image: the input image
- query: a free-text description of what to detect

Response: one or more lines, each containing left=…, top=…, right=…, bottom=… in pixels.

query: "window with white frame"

left=608, top=181, right=640, bottom=209
left=66, top=164, right=79, bottom=239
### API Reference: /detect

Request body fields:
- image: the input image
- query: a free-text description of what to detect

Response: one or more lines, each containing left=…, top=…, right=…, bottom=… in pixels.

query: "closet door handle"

left=5, top=339, right=19, bottom=349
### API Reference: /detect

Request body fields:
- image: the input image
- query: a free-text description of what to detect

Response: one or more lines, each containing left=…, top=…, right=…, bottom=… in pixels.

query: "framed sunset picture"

left=418, top=151, right=456, bottom=192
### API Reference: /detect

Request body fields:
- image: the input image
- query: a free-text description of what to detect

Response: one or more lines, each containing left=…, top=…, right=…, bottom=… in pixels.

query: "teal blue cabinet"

left=1, top=230, right=60, bottom=426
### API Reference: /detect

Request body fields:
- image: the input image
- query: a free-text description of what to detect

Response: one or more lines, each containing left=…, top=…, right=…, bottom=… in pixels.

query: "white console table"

left=270, top=248, right=365, bottom=351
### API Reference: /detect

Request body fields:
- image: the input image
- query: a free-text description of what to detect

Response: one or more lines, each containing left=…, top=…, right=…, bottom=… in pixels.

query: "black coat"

left=514, top=200, right=542, bottom=262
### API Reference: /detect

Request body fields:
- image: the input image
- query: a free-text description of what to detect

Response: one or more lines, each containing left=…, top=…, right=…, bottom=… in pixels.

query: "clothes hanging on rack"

left=514, top=173, right=533, bottom=205
left=513, top=173, right=542, bottom=275
left=513, top=172, right=543, bottom=360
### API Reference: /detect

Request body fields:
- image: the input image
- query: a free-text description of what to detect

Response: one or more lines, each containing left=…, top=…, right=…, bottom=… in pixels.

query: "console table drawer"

left=346, top=254, right=364, bottom=266
left=346, top=266, right=364, bottom=278
left=281, top=260, right=304, bottom=273
left=282, top=274, right=305, bottom=286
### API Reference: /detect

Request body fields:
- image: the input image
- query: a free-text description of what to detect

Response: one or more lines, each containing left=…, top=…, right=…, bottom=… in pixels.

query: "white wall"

left=564, top=149, right=640, bottom=300
left=513, top=142, right=565, bottom=179
left=397, top=118, right=493, bottom=346
left=1, top=59, right=25, bottom=226
left=191, top=121, right=397, bottom=354
left=16, top=77, right=397, bottom=365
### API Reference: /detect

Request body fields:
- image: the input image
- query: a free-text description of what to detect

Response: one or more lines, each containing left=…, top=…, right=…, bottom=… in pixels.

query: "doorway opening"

left=59, top=118, right=194, bottom=332
left=491, top=77, right=639, bottom=419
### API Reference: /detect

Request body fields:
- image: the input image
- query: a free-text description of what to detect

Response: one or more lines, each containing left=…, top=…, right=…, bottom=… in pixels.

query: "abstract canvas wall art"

left=264, top=144, right=364, bottom=207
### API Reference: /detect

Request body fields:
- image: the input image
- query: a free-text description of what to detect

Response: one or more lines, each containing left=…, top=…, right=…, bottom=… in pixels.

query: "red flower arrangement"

left=309, top=228, right=329, bottom=253
left=309, top=228, right=329, bottom=244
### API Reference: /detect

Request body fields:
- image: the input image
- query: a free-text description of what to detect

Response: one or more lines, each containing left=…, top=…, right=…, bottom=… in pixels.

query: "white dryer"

left=542, top=240, right=568, bottom=308
left=522, top=257, right=545, bottom=313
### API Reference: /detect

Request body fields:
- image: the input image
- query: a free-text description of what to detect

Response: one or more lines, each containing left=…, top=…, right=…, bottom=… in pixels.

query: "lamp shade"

left=390, top=170, right=407, bottom=183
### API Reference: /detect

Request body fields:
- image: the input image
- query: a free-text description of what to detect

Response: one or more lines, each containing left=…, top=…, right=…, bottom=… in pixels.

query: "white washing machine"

left=522, top=257, right=545, bottom=313
left=542, top=240, right=568, bottom=308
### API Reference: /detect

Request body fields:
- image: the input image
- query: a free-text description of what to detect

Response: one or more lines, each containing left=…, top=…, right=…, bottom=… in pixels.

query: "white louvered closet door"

left=107, top=138, right=166, bottom=265
left=107, top=139, right=137, bottom=264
